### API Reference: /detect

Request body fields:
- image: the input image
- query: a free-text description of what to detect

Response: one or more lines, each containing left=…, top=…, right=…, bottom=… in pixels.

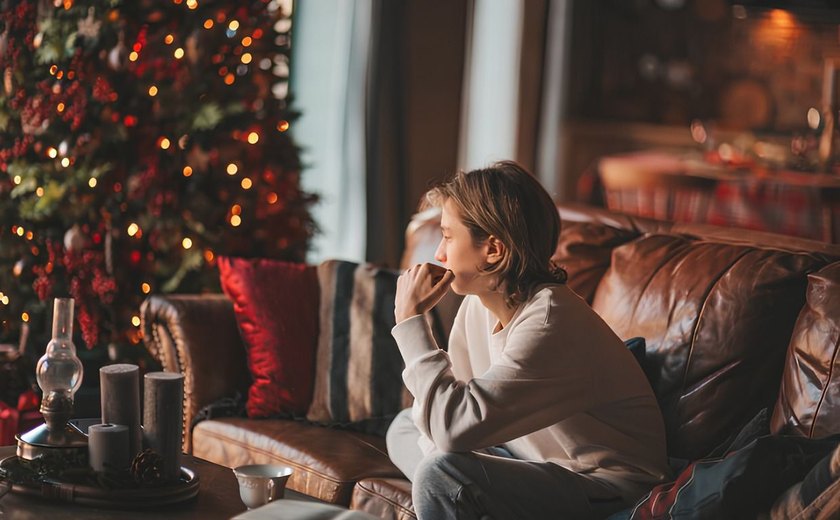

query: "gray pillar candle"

left=100, top=363, right=142, bottom=458
left=143, top=371, right=184, bottom=482
left=88, top=423, right=129, bottom=472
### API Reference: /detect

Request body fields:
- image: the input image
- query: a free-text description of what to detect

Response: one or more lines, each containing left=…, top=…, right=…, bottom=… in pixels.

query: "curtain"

left=291, top=0, right=373, bottom=263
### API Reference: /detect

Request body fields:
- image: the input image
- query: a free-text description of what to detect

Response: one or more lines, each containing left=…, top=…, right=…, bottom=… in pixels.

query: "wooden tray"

left=0, top=455, right=200, bottom=509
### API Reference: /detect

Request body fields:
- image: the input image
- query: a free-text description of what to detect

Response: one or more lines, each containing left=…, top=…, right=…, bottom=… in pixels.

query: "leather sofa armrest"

left=140, top=294, right=251, bottom=453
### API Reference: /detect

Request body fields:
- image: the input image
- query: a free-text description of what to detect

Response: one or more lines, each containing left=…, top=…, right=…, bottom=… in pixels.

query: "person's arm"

left=392, top=303, right=596, bottom=453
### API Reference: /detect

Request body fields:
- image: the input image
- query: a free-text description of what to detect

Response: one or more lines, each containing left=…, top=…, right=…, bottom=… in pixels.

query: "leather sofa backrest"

left=773, top=261, right=840, bottom=438
left=591, top=234, right=828, bottom=460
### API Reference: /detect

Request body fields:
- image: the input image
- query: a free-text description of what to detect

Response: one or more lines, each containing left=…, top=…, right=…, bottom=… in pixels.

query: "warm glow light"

left=226, top=163, right=238, bottom=175
left=141, top=282, right=151, bottom=294
left=174, top=47, right=185, bottom=59
left=0, top=296, right=8, bottom=306
left=56, top=102, right=65, bottom=113
left=47, top=147, right=58, bottom=158
left=60, top=158, right=70, bottom=168
left=148, top=85, right=159, bottom=96
left=36, top=187, right=45, bottom=197
left=231, top=204, right=242, bottom=215
left=15, top=227, right=24, bottom=237
left=182, top=237, right=193, bottom=249
left=204, top=249, right=215, bottom=262
left=224, top=74, right=235, bottom=85
left=187, top=0, right=198, bottom=9
left=241, top=53, right=252, bottom=64
left=241, top=178, right=253, bottom=189
left=88, top=177, right=97, bottom=188
left=164, top=34, right=175, bottom=45
left=129, top=51, right=139, bottom=62
left=267, top=192, right=278, bottom=204
left=204, top=19, right=214, bottom=29
left=242, top=36, right=252, bottom=47
left=247, top=131, right=259, bottom=144
left=21, top=312, right=29, bottom=322
left=127, top=222, right=140, bottom=237
left=50, top=65, right=58, bottom=75
left=183, top=166, right=193, bottom=177
left=230, top=215, right=242, bottom=227
left=160, top=137, right=171, bottom=150
left=25, top=231, right=33, bottom=240
left=228, top=20, right=240, bottom=31
left=12, top=175, right=21, bottom=185
left=277, top=120, right=290, bottom=132
left=131, top=315, right=141, bottom=327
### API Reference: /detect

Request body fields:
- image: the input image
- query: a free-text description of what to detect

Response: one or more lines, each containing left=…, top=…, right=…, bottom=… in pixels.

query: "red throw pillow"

left=218, top=257, right=319, bottom=418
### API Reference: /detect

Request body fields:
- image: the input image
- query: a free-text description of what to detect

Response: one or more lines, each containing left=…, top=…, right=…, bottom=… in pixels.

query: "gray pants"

left=386, top=409, right=626, bottom=520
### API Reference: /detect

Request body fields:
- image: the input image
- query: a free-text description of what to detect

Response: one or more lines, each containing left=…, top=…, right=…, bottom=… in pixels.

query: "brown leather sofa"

left=140, top=203, right=840, bottom=519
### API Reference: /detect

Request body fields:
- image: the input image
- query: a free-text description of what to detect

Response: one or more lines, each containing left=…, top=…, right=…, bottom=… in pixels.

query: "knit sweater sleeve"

left=391, top=298, right=596, bottom=453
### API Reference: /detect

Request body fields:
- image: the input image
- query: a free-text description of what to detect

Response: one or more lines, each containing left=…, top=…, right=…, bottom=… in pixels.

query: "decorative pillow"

left=218, top=257, right=319, bottom=418
left=306, top=260, right=411, bottom=434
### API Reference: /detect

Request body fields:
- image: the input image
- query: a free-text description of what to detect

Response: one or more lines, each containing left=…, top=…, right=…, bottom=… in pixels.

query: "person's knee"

left=414, top=452, right=465, bottom=487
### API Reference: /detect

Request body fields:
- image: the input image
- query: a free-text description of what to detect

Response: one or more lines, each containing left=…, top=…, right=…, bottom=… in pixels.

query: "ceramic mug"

left=232, top=464, right=294, bottom=509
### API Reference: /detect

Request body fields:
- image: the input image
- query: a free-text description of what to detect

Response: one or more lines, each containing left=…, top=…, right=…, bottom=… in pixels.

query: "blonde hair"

left=428, top=161, right=566, bottom=307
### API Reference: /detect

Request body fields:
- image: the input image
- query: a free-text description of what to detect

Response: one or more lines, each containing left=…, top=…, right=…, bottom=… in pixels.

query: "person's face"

left=434, top=199, right=492, bottom=296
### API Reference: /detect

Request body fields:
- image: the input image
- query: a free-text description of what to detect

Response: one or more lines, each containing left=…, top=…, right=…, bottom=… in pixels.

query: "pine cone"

left=130, top=449, right=164, bottom=485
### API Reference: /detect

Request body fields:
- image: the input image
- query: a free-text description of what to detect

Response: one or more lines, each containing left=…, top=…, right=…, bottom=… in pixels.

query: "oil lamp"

left=16, top=297, right=88, bottom=460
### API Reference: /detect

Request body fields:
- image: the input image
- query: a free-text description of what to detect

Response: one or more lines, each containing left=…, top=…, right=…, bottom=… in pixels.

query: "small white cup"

left=232, top=464, right=294, bottom=509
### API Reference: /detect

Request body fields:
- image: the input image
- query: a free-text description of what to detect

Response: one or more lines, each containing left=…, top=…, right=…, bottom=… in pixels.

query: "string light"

left=204, top=249, right=215, bottom=262
left=47, top=147, right=57, bottom=158
left=241, top=178, right=252, bottom=189
left=242, top=36, right=252, bottom=47
left=56, top=102, right=65, bottom=113
left=174, top=48, right=184, bottom=59
left=164, top=34, right=175, bottom=45
left=183, top=166, right=193, bottom=177
left=182, top=237, right=193, bottom=249
left=230, top=215, right=242, bottom=227
left=36, top=187, right=45, bottom=197
left=141, top=283, right=151, bottom=294
left=61, top=158, right=70, bottom=168
left=129, top=51, right=139, bottom=62
left=226, top=163, right=238, bottom=175
left=127, top=222, right=140, bottom=237
left=224, top=74, right=235, bottom=85
left=148, top=85, right=158, bottom=96
left=228, top=20, right=240, bottom=31
left=15, top=227, right=24, bottom=237
left=0, top=295, right=8, bottom=305
left=187, top=0, right=198, bottom=9
left=267, top=192, right=278, bottom=204
left=21, top=312, right=29, bottom=322
left=88, top=177, right=97, bottom=188
left=49, top=65, right=58, bottom=75
left=12, top=175, right=21, bottom=185
left=25, top=231, right=33, bottom=240
left=247, top=131, right=259, bottom=144
left=277, top=120, right=290, bottom=132
left=204, top=19, right=214, bottom=29
left=231, top=204, right=242, bottom=215
left=241, top=53, right=252, bottom=64
left=159, top=137, right=171, bottom=150
left=131, top=315, right=141, bottom=327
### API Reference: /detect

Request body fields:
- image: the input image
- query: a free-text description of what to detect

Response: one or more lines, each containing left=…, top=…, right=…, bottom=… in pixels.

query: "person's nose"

left=434, top=238, right=446, bottom=264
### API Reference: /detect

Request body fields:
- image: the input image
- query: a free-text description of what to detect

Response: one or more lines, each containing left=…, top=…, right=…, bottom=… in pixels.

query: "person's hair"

left=427, top=160, right=567, bottom=307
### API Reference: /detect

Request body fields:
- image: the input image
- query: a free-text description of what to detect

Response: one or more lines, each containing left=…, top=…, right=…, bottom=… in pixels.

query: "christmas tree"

left=0, top=0, right=316, bottom=356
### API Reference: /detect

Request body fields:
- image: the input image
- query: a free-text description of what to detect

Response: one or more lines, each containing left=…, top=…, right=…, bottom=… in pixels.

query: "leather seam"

left=356, top=481, right=414, bottom=515
left=809, top=324, right=840, bottom=438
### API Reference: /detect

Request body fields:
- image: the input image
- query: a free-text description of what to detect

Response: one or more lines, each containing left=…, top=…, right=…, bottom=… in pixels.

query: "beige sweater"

left=392, top=284, right=671, bottom=502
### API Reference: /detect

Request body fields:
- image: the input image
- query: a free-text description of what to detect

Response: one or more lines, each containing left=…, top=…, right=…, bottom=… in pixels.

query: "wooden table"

left=0, top=445, right=310, bottom=519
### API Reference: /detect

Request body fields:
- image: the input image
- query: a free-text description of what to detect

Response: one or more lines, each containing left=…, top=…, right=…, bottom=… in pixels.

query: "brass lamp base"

left=15, top=421, right=88, bottom=461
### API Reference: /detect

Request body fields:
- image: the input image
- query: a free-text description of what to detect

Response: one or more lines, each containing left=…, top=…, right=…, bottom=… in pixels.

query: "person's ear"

left=485, top=236, right=506, bottom=266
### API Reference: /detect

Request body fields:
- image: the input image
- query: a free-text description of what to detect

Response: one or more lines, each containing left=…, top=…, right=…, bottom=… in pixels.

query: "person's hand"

left=394, top=263, right=454, bottom=323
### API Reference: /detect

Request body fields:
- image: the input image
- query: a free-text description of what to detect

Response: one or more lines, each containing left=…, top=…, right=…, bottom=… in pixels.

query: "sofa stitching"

left=356, top=480, right=414, bottom=515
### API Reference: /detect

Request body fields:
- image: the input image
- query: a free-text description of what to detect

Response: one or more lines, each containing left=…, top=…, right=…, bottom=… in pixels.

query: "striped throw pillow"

left=306, top=260, right=412, bottom=433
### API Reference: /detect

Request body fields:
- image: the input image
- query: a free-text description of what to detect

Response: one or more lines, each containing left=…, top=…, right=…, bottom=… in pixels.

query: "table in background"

left=580, top=151, right=840, bottom=243
left=0, top=445, right=309, bottom=520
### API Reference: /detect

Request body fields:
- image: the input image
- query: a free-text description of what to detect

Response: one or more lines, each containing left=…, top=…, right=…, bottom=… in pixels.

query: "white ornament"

left=64, top=225, right=87, bottom=252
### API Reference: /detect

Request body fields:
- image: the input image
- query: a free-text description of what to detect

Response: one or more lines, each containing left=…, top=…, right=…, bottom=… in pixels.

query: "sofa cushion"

left=772, top=261, right=840, bottom=438
left=351, top=478, right=416, bottom=520
left=192, top=417, right=404, bottom=505
left=592, top=234, right=826, bottom=460
left=552, top=221, right=641, bottom=303
left=306, top=260, right=411, bottom=434
left=218, top=257, right=319, bottom=418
